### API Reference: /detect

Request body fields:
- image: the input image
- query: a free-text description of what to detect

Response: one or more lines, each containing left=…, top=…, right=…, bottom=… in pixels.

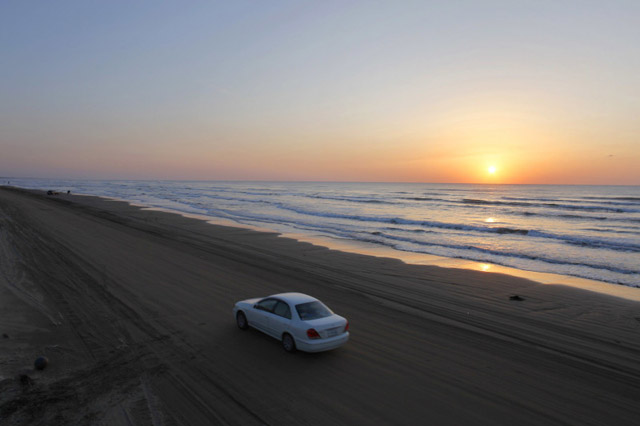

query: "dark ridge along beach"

left=1, top=186, right=640, bottom=425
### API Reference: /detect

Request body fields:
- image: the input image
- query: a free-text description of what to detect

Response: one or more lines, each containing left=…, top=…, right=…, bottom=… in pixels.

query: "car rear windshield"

left=295, top=301, right=333, bottom=321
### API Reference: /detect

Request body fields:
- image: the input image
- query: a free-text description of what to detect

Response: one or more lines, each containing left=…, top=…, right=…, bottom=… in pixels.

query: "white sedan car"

left=233, top=292, right=349, bottom=353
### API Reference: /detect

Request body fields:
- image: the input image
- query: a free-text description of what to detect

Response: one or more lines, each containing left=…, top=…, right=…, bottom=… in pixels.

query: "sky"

left=1, top=0, right=639, bottom=184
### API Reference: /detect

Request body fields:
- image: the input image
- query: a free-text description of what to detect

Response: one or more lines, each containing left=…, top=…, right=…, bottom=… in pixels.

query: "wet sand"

left=1, top=186, right=639, bottom=425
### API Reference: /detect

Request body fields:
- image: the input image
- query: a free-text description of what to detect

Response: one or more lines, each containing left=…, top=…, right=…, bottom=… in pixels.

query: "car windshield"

left=295, top=301, right=333, bottom=321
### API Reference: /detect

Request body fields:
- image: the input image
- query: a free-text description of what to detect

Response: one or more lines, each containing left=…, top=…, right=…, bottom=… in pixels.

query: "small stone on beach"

left=509, top=295, right=525, bottom=301
left=34, top=356, right=49, bottom=370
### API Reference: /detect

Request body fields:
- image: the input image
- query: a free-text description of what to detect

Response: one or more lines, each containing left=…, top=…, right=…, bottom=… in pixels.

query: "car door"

left=251, top=298, right=278, bottom=333
left=270, top=300, right=293, bottom=338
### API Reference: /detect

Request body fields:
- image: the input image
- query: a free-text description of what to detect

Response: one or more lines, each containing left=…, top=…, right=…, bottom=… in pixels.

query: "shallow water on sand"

left=9, top=179, right=640, bottom=288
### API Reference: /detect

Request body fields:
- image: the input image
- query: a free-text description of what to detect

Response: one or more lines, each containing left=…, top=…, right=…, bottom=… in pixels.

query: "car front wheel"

left=236, top=312, right=248, bottom=330
left=282, top=333, right=296, bottom=353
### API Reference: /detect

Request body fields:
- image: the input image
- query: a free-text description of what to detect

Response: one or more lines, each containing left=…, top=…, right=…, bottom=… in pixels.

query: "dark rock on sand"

left=509, top=295, right=525, bottom=301
left=34, top=356, right=49, bottom=370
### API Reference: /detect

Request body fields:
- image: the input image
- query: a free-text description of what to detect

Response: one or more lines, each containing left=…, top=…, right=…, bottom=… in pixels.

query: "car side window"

left=255, top=298, right=278, bottom=313
left=273, top=301, right=292, bottom=319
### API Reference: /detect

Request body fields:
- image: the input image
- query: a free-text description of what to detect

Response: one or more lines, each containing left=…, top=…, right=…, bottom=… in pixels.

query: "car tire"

left=282, top=333, right=296, bottom=353
left=236, top=312, right=248, bottom=330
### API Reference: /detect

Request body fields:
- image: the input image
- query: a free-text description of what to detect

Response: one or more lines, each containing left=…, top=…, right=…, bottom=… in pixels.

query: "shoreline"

left=6, top=180, right=640, bottom=294
left=70, top=188, right=640, bottom=302
left=265, top=230, right=640, bottom=301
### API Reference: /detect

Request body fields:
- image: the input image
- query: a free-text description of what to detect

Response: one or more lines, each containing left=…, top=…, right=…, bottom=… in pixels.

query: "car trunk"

left=305, top=316, right=346, bottom=339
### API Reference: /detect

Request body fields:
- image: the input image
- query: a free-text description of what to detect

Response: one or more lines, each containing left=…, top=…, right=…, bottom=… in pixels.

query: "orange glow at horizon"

left=3, top=95, right=637, bottom=185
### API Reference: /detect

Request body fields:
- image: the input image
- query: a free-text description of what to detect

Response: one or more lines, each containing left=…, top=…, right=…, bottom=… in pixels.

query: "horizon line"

left=2, top=177, right=639, bottom=187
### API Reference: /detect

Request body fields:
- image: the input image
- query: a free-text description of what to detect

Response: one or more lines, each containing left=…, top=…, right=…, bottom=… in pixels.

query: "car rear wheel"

left=236, top=312, right=248, bottom=330
left=282, top=333, right=296, bottom=353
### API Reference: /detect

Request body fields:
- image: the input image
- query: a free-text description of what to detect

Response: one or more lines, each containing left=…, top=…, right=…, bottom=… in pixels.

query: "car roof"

left=268, top=292, right=319, bottom=305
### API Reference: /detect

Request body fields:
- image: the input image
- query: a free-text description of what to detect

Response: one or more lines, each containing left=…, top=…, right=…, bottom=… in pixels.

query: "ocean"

left=8, top=179, right=640, bottom=288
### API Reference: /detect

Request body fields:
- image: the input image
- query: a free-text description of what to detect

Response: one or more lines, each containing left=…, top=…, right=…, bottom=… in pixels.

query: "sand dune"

left=1, top=186, right=639, bottom=425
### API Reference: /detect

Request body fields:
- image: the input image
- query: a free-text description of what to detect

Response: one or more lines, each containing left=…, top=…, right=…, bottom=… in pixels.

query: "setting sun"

left=488, top=166, right=497, bottom=175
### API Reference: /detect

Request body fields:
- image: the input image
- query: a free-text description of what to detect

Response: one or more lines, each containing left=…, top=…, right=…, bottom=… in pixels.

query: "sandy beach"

left=1, top=186, right=639, bottom=425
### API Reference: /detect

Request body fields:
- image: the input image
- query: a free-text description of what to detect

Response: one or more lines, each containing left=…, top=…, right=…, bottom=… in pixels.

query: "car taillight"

left=306, top=328, right=321, bottom=339
left=344, top=320, right=349, bottom=332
